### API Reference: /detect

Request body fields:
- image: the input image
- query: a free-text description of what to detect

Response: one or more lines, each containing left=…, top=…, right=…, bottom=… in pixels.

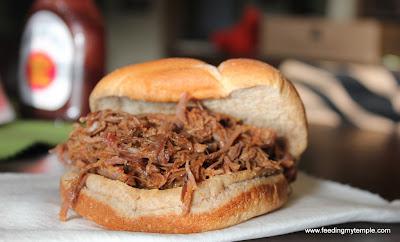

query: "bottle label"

left=18, top=11, right=74, bottom=111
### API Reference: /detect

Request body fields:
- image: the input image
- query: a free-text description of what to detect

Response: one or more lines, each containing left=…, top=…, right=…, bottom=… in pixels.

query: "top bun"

left=89, top=58, right=307, bottom=158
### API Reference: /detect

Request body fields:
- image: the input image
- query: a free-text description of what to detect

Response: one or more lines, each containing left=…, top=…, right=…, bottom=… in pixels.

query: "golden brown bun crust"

left=61, top=170, right=289, bottom=233
left=89, top=58, right=308, bottom=158
left=90, top=58, right=289, bottom=103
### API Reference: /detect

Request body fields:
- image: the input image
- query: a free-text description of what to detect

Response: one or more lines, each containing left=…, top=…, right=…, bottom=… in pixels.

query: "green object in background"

left=0, top=120, right=73, bottom=160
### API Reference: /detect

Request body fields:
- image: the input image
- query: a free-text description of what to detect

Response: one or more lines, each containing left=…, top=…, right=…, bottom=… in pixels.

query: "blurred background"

left=0, top=0, right=399, bottom=200
left=1, top=0, right=400, bottom=128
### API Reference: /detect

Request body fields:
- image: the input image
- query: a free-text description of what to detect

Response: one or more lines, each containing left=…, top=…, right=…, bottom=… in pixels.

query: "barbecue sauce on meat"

left=55, top=95, right=296, bottom=220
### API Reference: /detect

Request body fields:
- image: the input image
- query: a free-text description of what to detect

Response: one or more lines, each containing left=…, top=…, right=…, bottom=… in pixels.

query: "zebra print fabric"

left=280, top=60, right=400, bottom=134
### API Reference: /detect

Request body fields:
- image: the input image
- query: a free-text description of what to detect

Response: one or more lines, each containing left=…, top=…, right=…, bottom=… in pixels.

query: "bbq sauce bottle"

left=18, top=0, right=105, bottom=120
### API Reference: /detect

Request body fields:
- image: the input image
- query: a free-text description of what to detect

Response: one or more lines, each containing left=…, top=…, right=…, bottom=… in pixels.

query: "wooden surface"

left=253, top=124, right=400, bottom=241
left=301, top=125, right=399, bottom=201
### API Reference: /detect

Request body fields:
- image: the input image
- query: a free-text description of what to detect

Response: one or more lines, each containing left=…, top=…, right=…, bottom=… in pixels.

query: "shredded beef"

left=55, top=94, right=296, bottom=220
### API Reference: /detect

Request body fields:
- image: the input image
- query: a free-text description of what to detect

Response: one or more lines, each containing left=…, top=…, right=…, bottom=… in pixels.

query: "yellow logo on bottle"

left=26, top=52, right=56, bottom=90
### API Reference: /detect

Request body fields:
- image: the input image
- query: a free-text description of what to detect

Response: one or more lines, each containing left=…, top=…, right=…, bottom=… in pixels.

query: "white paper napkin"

left=0, top=171, right=399, bottom=242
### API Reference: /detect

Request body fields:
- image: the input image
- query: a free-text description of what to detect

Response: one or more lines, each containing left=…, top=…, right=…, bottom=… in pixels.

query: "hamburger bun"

left=90, top=58, right=307, bottom=158
left=61, top=58, right=307, bottom=233
left=61, top=169, right=289, bottom=233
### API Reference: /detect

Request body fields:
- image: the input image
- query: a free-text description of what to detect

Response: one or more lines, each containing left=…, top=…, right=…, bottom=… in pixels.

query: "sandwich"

left=54, top=58, right=308, bottom=233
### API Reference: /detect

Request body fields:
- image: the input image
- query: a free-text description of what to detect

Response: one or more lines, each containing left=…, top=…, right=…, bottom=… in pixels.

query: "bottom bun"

left=60, top=170, right=289, bottom=233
